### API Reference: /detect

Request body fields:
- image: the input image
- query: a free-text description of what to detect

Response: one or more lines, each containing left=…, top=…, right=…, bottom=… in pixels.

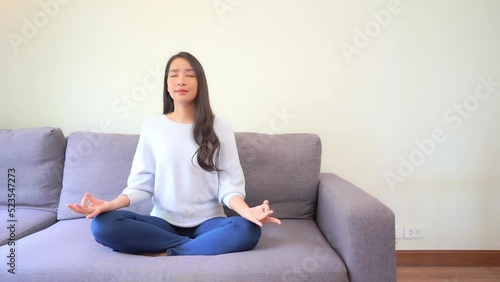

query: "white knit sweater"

left=122, top=115, right=245, bottom=227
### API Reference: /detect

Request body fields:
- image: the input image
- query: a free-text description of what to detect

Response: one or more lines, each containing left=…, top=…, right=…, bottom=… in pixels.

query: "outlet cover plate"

left=404, top=225, right=424, bottom=239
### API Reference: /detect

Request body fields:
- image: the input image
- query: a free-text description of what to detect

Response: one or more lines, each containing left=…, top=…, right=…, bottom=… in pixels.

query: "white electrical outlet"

left=404, top=225, right=424, bottom=239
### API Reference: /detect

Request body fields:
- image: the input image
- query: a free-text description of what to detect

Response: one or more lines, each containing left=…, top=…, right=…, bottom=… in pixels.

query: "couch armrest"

left=315, top=173, right=396, bottom=282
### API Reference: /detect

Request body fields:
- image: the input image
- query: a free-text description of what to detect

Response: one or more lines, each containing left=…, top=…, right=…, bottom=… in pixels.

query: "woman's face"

left=167, top=58, right=198, bottom=106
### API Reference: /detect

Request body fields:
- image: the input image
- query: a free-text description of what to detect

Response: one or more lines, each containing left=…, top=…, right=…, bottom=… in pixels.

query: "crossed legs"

left=91, top=210, right=261, bottom=256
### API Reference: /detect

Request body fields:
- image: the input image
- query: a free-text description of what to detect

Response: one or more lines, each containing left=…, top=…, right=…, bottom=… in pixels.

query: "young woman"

left=67, top=52, right=281, bottom=256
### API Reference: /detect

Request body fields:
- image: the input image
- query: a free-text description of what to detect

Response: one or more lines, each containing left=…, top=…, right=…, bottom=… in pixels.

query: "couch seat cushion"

left=0, top=209, right=57, bottom=246
left=0, top=219, right=348, bottom=281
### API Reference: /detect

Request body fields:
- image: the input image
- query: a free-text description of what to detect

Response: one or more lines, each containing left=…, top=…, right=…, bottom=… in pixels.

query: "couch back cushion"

left=232, top=133, right=321, bottom=219
left=0, top=127, right=66, bottom=211
left=57, top=131, right=322, bottom=220
left=57, top=132, right=153, bottom=220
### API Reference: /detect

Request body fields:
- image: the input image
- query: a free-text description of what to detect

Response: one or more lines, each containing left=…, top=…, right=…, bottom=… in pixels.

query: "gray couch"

left=0, top=127, right=396, bottom=281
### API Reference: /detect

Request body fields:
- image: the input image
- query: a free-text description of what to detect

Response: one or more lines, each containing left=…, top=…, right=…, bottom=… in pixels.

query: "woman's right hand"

left=67, top=193, right=114, bottom=219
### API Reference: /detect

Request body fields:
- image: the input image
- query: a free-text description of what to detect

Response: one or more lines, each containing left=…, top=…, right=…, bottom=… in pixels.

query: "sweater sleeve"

left=215, top=118, right=246, bottom=208
left=121, top=124, right=155, bottom=206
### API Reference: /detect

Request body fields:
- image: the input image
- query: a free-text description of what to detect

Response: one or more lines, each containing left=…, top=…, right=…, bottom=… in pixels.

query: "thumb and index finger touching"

left=66, top=192, right=100, bottom=218
left=258, top=199, right=282, bottom=225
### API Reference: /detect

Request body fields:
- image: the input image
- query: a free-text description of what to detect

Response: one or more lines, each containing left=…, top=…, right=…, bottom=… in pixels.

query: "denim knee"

left=232, top=217, right=262, bottom=249
left=90, top=214, right=105, bottom=242
left=90, top=211, right=120, bottom=243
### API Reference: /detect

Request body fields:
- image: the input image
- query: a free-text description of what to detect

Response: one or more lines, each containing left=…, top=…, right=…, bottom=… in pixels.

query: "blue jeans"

left=91, top=210, right=261, bottom=256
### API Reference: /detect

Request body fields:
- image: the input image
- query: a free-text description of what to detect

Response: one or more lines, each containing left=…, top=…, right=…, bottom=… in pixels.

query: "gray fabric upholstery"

left=58, top=132, right=322, bottom=220
left=0, top=219, right=348, bottom=282
left=0, top=129, right=396, bottom=281
left=316, top=173, right=396, bottom=282
left=57, top=132, right=154, bottom=220
left=0, top=127, right=64, bottom=246
left=232, top=133, right=322, bottom=219
left=0, top=209, right=57, bottom=246
left=0, top=127, right=66, bottom=211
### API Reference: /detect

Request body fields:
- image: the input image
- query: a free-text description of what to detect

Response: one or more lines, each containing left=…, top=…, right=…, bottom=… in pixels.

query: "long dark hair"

left=163, top=52, right=220, bottom=172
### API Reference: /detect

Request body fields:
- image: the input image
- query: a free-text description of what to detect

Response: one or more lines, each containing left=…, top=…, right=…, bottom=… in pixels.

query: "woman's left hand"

left=230, top=196, right=282, bottom=227
left=245, top=200, right=282, bottom=227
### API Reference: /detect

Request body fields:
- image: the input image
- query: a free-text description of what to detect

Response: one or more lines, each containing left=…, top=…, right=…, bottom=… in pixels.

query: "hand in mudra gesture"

left=67, top=193, right=114, bottom=219
left=245, top=200, right=282, bottom=227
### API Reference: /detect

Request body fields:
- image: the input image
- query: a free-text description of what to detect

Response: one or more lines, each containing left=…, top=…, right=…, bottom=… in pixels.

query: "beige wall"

left=1, top=0, right=499, bottom=250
